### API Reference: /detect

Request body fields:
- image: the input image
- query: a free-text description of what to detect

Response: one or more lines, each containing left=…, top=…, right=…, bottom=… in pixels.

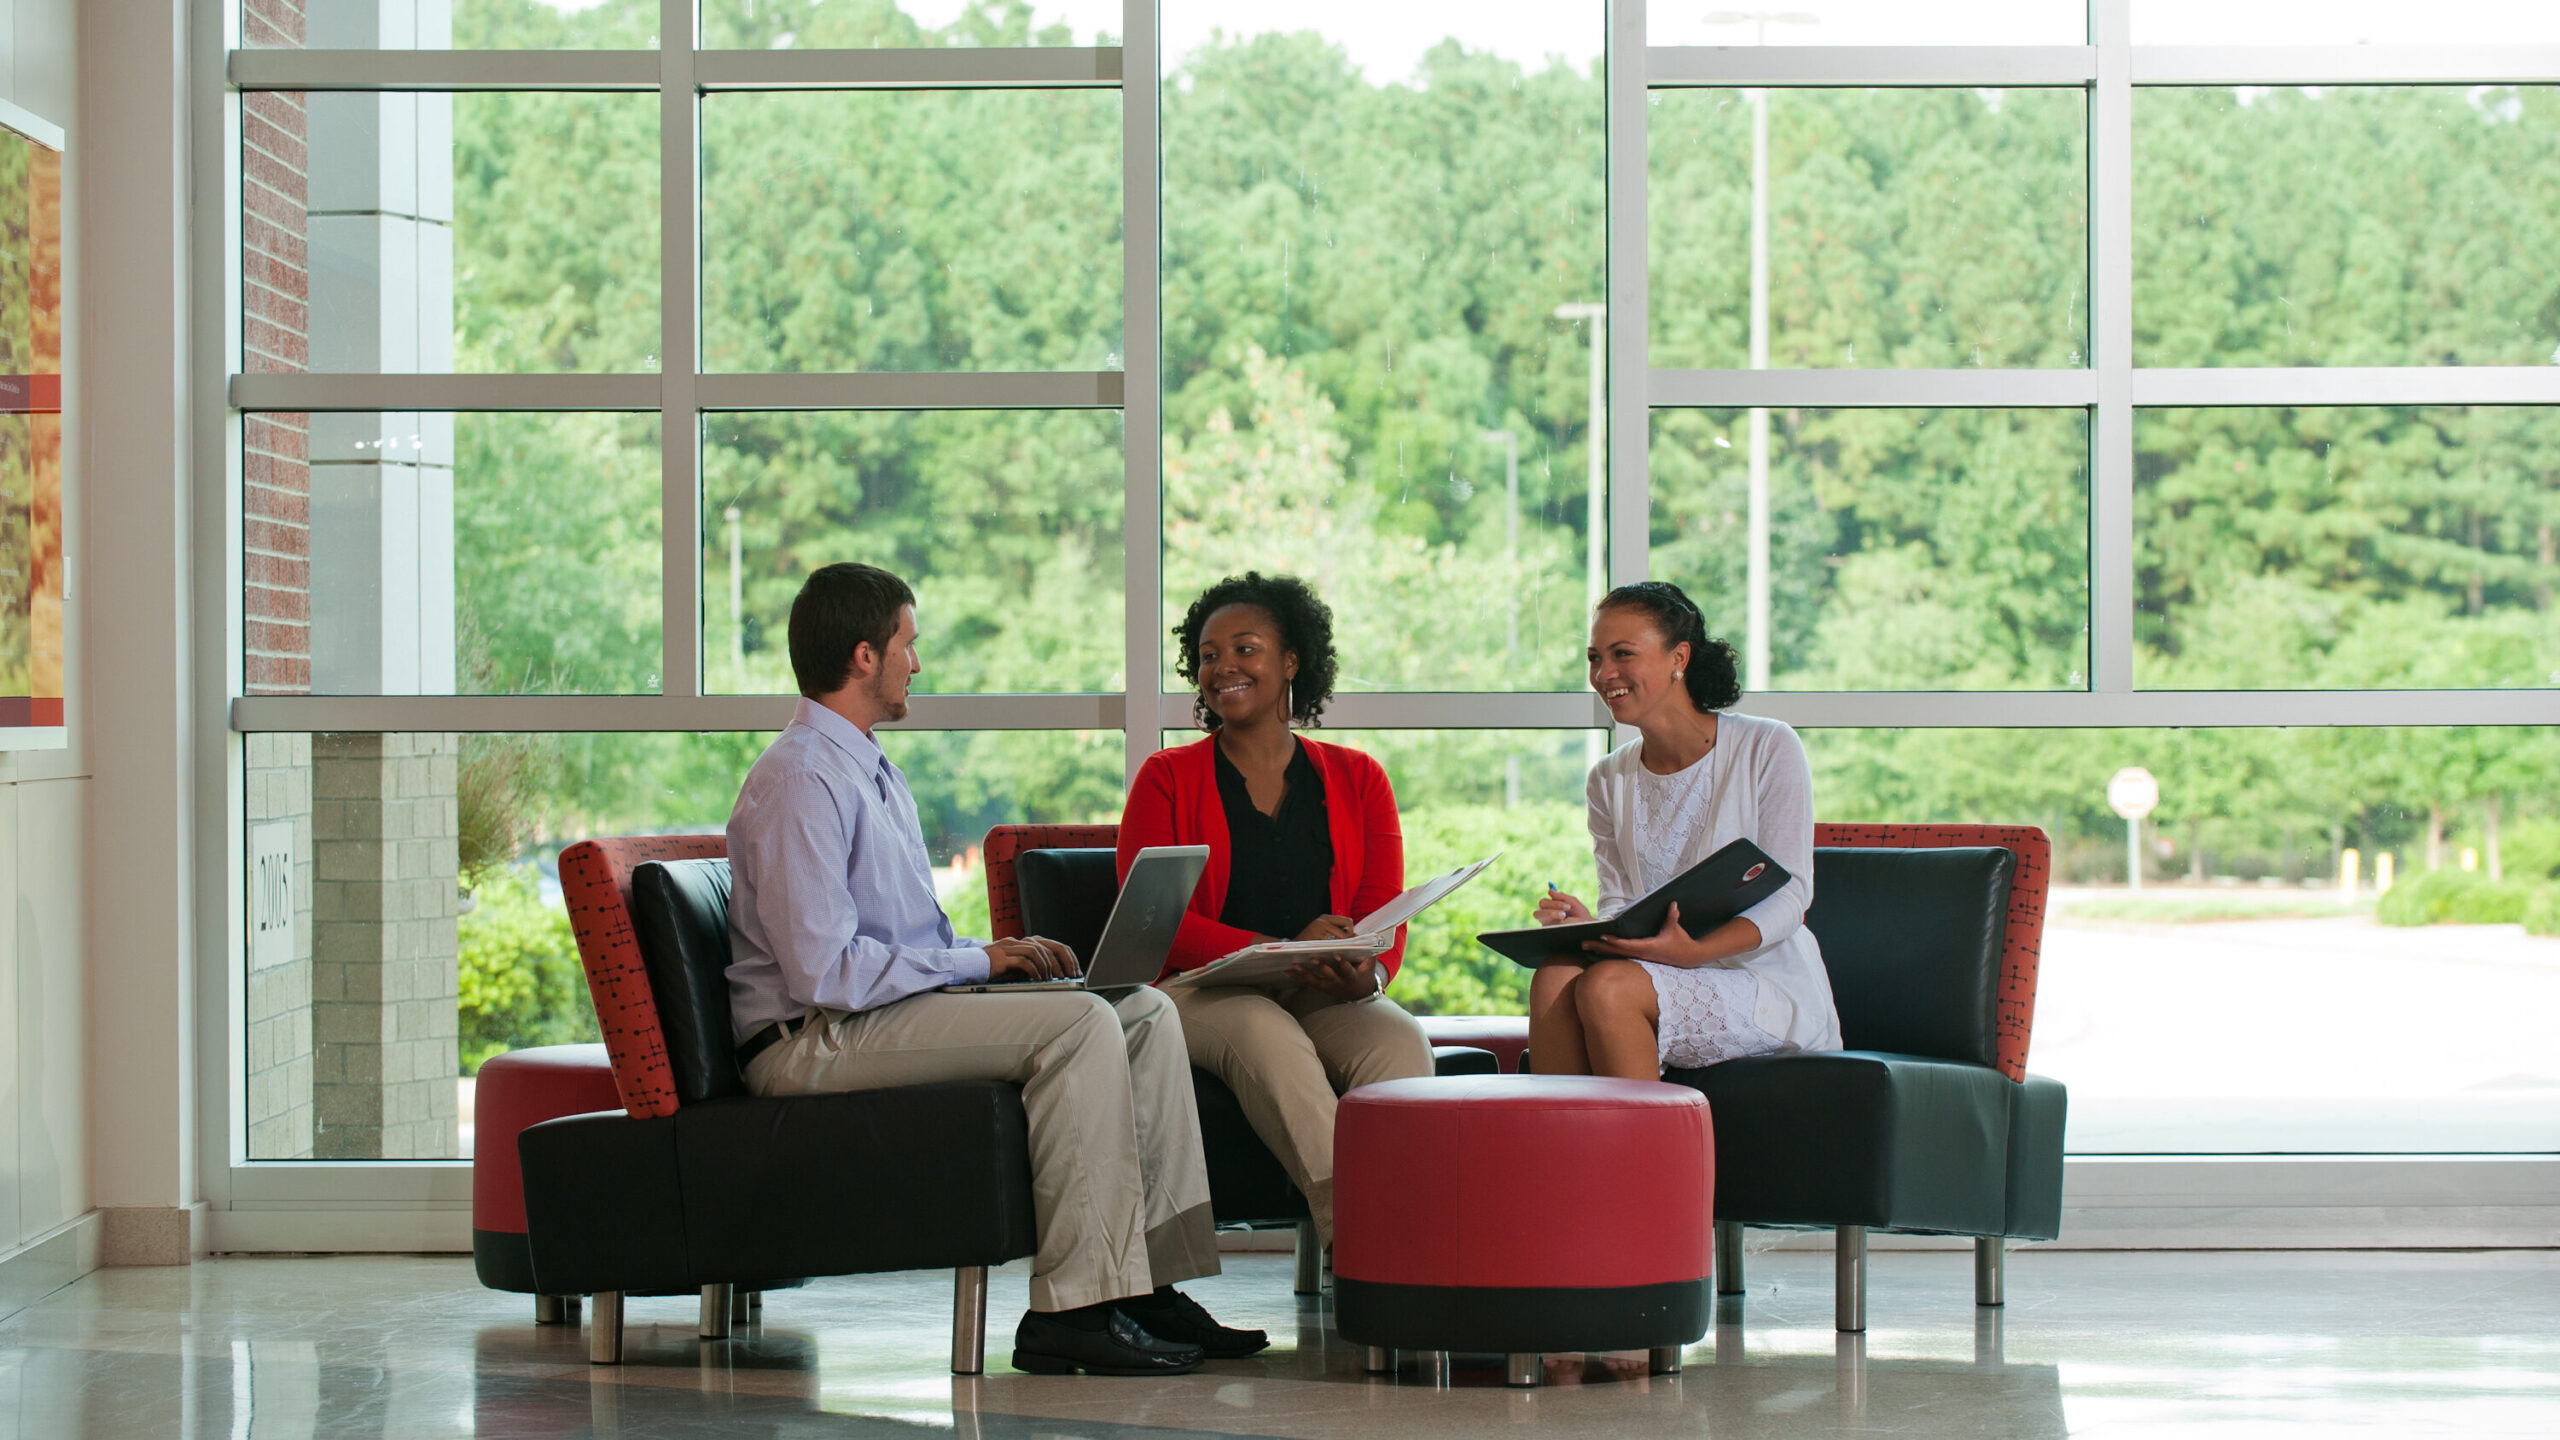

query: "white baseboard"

left=0, top=1212, right=104, bottom=1321
left=203, top=1206, right=472, bottom=1255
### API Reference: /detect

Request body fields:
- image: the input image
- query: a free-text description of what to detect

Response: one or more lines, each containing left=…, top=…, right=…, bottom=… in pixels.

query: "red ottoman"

left=473, top=1044, right=625, bottom=1320
left=1333, top=1075, right=1713, bottom=1386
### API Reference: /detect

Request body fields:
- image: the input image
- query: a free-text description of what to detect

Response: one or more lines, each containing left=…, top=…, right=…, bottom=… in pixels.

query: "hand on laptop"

left=986, top=935, right=1082, bottom=982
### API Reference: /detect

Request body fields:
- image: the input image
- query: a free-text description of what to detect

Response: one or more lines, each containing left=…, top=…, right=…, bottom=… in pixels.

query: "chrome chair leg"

left=1975, top=1235, right=2005, bottom=1306
left=731, top=1288, right=753, bottom=1325
left=1715, top=1221, right=1745, bottom=1295
left=1974, top=1305, right=2006, bottom=1367
left=1834, top=1226, right=1867, bottom=1333
left=1293, top=1220, right=1323, bottom=1295
left=1836, top=1330, right=1869, bottom=1411
left=1649, top=1345, right=1683, bottom=1375
left=1363, top=1345, right=1396, bottom=1374
left=951, top=1265, right=989, bottom=1376
left=534, top=1293, right=578, bottom=1325
left=700, top=1283, right=734, bottom=1339
left=589, top=1291, right=625, bottom=1364
left=1506, top=1352, right=1541, bottom=1388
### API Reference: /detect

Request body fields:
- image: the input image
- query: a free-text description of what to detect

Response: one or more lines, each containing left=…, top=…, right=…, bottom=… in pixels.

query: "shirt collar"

left=792, top=696, right=889, bottom=779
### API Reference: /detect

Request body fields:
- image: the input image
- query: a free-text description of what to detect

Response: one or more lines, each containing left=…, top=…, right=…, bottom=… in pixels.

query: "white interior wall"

left=0, top=0, right=93, bottom=1303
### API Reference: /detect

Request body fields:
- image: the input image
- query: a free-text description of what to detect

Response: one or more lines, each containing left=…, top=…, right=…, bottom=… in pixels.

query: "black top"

left=1214, top=739, right=1335, bottom=942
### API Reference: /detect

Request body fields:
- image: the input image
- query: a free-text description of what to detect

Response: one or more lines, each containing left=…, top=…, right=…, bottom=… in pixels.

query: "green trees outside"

left=431, top=2, right=2559, bottom=1045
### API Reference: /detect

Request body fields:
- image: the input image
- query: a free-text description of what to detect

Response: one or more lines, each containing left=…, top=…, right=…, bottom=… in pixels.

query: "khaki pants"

left=743, top=985, right=1218, bottom=1313
left=1169, top=985, right=1433, bottom=1245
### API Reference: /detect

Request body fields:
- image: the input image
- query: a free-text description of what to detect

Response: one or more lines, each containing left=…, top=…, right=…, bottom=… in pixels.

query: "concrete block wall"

left=244, top=733, right=314, bottom=1159
left=310, top=731, right=458, bottom=1160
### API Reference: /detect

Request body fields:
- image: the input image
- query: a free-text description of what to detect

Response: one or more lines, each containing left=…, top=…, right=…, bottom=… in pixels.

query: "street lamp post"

left=1483, top=428, right=1528, bottom=808
left=1704, top=11, right=1816, bottom=691
left=1552, top=302, right=1607, bottom=625
left=1481, top=429, right=1521, bottom=661
left=1554, top=302, right=1608, bottom=770
left=725, top=505, right=745, bottom=682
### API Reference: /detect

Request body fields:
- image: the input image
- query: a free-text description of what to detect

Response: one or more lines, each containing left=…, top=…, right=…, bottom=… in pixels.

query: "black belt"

left=737, top=1014, right=805, bottom=1067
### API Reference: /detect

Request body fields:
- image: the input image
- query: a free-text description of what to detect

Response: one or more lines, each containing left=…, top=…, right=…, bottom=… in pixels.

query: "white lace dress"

left=1586, top=714, right=1842, bottom=1071
left=1625, top=754, right=1786, bottom=1068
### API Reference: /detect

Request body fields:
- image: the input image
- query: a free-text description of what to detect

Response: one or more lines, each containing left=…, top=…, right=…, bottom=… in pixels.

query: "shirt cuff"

left=943, top=947, right=994, bottom=986
left=1737, top=893, right=1790, bottom=947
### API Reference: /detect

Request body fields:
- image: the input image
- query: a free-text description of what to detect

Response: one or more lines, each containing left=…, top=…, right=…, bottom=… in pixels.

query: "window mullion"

left=2090, top=0, right=2135, bottom=696
left=1123, top=0, right=1163, bottom=784
left=661, top=0, right=702, bottom=701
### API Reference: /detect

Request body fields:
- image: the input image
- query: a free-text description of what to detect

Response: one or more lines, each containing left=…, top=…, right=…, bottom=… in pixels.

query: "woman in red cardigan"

left=1118, top=572, right=1434, bottom=1249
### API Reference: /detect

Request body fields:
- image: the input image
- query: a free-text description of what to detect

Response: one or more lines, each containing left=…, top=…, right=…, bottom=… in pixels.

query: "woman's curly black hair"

left=1174, top=572, right=1339, bottom=732
left=1598, top=580, right=1744, bottom=712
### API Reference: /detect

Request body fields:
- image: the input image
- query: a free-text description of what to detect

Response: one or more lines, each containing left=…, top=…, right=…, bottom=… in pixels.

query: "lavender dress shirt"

left=724, top=698, right=992, bottom=1043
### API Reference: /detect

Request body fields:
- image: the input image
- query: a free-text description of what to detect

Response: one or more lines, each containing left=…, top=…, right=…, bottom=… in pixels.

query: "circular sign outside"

left=2108, top=766, right=2159, bottom=820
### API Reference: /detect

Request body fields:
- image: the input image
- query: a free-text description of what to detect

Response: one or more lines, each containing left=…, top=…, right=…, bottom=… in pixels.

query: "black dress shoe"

left=1011, top=1306, right=1205, bottom=1376
left=1118, top=1287, right=1270, bottom=1359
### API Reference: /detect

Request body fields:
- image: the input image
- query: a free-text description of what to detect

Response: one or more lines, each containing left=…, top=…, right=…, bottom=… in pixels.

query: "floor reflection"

left=1, top=1250, right=2552, bottom=1439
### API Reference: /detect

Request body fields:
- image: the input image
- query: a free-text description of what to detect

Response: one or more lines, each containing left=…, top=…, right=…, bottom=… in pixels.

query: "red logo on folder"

left=1740, top=863, right=1767, bottom=884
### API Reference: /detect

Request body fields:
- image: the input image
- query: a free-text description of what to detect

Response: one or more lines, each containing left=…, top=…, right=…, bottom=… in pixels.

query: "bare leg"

left=1575, top=960, right=1663, bottom=1080
left=1528, top=962, right=1593, bottom=1075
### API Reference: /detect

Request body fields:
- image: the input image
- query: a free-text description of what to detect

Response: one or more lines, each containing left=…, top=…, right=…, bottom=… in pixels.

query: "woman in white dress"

left=1530, top=582, right=1843, bottom=1078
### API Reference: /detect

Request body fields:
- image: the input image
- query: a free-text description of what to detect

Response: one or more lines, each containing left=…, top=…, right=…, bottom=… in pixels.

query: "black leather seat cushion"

left=1668, top=1051, right=2012, bottom=1236
left=1016, top=848, right=1120, bottom=963
left=2004, top=1073, right=2068, bottom=1241
left=518, top=1081, right=1039, bottom=1296
left=1805, top=846, right=2014, bottom=1068
left=630, top=858, right=747, bottom=1106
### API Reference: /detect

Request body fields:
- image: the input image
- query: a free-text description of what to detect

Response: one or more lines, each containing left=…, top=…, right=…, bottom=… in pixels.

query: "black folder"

left=1476, top=838, right=1791, bottom=966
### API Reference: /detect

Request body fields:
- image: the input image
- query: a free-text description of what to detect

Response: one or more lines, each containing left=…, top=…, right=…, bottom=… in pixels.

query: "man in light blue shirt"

left=727, top=562, right=1261, bottom=1376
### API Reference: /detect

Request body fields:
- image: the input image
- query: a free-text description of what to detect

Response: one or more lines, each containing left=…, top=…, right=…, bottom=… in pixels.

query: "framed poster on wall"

left=0, top=105, right=60, bottom=750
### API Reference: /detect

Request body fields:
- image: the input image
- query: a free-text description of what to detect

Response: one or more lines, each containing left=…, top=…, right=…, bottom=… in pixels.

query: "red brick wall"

left=241, top=0, right=310, bottom=694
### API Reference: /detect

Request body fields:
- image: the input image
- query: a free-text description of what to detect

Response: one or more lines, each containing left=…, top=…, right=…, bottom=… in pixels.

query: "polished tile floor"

left=3, top=1247, right=2556, bottom=1438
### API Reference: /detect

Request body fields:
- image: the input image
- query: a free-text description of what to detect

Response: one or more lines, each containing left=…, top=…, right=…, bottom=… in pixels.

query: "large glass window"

left=702, top=90, right=1122, bottom=374
left=702, top=410, right=1124, bottom=694
left=1805, top=725, right=2560, bottom=1154
left=241, top=0, right=661, bottom=49
left=2136, top=407, right=2560, bottom=690
left=243, top=726, right=1118, bottom=1161
left=248, top=92, right=660, bottom=375
left=1160, top=0, right=1607, bottom=693
left=245, top=412, right=663, bottom=697
left=1651, top=407, right=2090, bottom=690
left=224, top=5, right=2556, bottom=1177
left=2132, top=0, right=2560, bottom=45
left=1651, top=4, right=2088, bottom=48
left=702, top=0, right=1120, bottom=50
left=1650, top=88, right=2089, bottom=370
left=2134, top=87, right=2560, bottom=370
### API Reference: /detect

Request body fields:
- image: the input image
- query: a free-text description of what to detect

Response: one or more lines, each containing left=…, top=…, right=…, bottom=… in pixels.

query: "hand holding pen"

left=1533, top=882, right=1592, bottom=927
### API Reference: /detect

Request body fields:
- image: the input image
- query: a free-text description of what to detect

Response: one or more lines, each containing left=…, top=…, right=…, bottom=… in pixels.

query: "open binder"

left=1475, top=838, right=1789, bottom=966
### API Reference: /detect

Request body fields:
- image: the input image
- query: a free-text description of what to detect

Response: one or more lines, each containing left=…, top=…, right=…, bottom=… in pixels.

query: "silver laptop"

left=943, top=845, right=1210, bottom=996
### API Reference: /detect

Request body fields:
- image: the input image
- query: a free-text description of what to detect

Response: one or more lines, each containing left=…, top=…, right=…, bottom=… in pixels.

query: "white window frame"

left=189, top=0, right=2558, bottom=1250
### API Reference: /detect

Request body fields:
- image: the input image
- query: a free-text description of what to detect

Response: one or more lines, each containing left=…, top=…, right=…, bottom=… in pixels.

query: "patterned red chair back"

left=558, top=835, right=728, bottom=1120
left=982, top=824, right=1120, bottom=940
left=1815, top=823, right=2050, bottom=1081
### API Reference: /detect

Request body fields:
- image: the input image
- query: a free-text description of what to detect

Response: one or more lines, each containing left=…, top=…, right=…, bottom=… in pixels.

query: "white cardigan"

left=1586, top=711, right=1843, bottom=1055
